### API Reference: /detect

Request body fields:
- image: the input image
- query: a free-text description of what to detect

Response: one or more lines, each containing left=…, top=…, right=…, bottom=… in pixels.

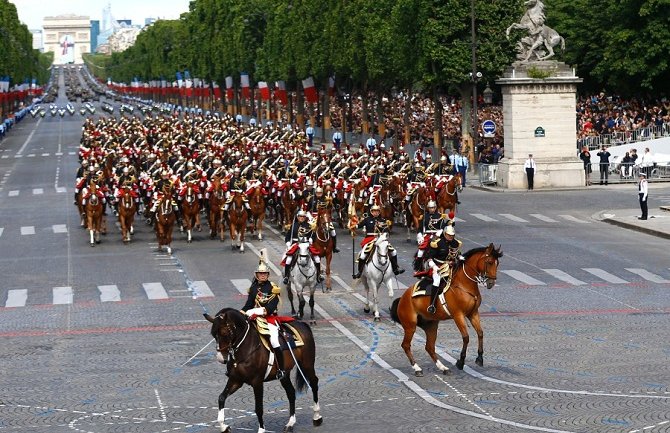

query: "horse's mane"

left=463, top=245, right=503, bottom=260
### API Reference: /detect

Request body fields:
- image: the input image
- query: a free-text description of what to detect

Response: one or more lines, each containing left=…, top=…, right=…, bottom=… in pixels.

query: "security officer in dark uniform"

left=351, top=205, right=405, bottom=279
left=241, top=256, right=286, bottom=379
left=425, top=224, right=463, bottom=314
left=282, top=210, right=323, bottom=284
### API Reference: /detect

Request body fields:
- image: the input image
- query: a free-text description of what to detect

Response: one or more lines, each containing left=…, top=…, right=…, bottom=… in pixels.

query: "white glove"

left=458, top=255, right=465, bottom=261
left=286, top=241, right=291, bottom=248
left=416, top=233, right=424, bottom=244
left=245, top=307, right=265, bottom=317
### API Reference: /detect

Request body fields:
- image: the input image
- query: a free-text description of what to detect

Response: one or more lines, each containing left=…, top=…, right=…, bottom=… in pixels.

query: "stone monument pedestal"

left=495, top=61, right=584, bottom=189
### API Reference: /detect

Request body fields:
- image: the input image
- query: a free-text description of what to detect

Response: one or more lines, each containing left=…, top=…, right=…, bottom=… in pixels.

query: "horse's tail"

left=295, top=364, right=307, bottom=392
left=389, top=298, right=401, bottom=323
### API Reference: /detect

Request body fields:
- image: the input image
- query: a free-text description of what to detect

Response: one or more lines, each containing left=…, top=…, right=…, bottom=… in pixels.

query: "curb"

left=601, top=217, right=670, bottom=240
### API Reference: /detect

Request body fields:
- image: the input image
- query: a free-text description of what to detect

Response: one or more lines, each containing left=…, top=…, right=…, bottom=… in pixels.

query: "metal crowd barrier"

left=478, top=164, right=498, bottom=186
left=577, top=123, right=670, bottom=151
left=588, top=162, right=670, bottom=184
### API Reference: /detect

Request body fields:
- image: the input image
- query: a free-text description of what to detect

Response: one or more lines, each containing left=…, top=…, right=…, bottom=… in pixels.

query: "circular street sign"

left=482, top=120, right=496, bottom=137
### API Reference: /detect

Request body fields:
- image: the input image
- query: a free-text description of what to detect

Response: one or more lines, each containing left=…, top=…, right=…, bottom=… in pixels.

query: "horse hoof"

left=373, top=316, right=381, bottom=322
left=443, top=368, right=452, bottom=375
left=222, top=427, right=231, bottom=433
left=96, top=239, right=101, bottom=244
left=313, top=417, right=323, bottom=427
left=475, top=357, right=484, bottom=367
left=363, top=307, right=371, bottom=314
left=456, top=360, right=464, bottom=370
left=414, top=370, right=424, bottom=377
left=284, top=426, right=294, bottom=433
left=90, top=243, right=95, bottom=247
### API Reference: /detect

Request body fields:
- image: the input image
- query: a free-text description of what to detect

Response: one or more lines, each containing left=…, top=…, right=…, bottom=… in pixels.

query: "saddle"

left=411, top=279, right=452, bottom=316
left=253, top=317, right=304, bottom=351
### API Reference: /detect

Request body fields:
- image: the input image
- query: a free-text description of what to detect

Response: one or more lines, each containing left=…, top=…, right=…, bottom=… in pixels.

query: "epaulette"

left=271, top=282, right=281, bottom=294
left=430, top=237, right=441, bottom=249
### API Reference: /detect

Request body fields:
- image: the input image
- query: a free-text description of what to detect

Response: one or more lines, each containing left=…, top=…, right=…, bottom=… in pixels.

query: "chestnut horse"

left=436, top=173, right=462, bottom=215
left=117, top=186, right=136, bottom=244
left=155, top=194, right=176, bottom=254
left=281, top=186, right=300, bottom=233
left=311, top=208, right=334, bottom=292
left=248, top=186, right=266, bottom=241
left=208, top=177, right=226, bottom=240
left=204, top=308, right=323, bottom=433
left=84, top=182, right=105, bottom=247
left=226, top=193, right=248, bottom=252
left=406, top=184, right=430, bottom=242
left=390, top=244, right=503, bottom=376
left=180, top=182, right=201, bottom=243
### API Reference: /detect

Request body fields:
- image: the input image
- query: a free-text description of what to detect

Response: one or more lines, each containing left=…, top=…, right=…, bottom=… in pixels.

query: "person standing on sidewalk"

left=579, top=146, right=592, bottom=186
left=597, top=145, right=611, bottom=185
left=638, top=172, right=648, bottom=220
left=524, top=154, right=536, bottom=190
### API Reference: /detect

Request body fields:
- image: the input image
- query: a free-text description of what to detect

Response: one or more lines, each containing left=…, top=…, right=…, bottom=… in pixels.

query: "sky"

left=10, top=0, right=192, bottom=30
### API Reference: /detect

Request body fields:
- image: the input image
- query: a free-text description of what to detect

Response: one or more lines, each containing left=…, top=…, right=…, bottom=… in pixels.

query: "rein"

left=461, top=254, right=496, bottom=285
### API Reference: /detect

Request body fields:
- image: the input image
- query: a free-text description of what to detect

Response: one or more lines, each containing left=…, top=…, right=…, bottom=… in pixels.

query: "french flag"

left=240, top=73, right=250, bottom=99
left=225, top=76, right=234, bottom=100
left=213, top=82, right=221, bottom=99
left=258, top=81, right=270, bottom=101
left=275, top=81, right=287, bottom=106
left=302, top=76, right=318, bottom=104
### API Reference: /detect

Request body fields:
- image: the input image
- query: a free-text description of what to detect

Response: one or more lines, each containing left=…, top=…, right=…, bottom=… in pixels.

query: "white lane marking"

left=454, top=216, right=466, bottom=223
left=470, top=213, right=497, bottom=222
left=0, top=227, right=3, bottom=238
left=55, top=152, right=63, bottom=156
left=53, top=286, right=73, bottom=304
left=558, top=214, right=589, bottom=224
left=98, top=285, right=121, bottom=302
left=16, top=121, right=40, bottom=154
left=625, top=268, right=670, bottom=284
left=499, top=213, right=529, bottom=223
left=1, top=155, right=8, bottom=159
left=56, top=186, right=67, bottom=193
left=21, top=226, right=35, bottom=235
left=500, top=270, right=546, bottom=285
left=542, top=269, right=586, bottom=286
left=142, top=282, right=169, bottom=300
left=52, top=224, right=68, bottom=233
left=13, top=155, right=22, bottom=158
left=582, top=268, right=628, bottom=284
left=41, top=153, right=50, bottom=157
left=27, top=154, right=36, bottom=158
left=33, top=188, right=44, bottom=195
left=6, top=289, right=28, bottom=307
left=68, top=151, right=76, bottom=155
left=8, top=190, right=19, bottom=197
left=231, top=279, right=252, bottom=295
left=530, top=214, right=558, bottom=223
left=192, top=280, right=215, bottom=298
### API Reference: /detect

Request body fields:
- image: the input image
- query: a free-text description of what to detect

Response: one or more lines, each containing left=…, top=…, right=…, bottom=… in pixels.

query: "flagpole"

left=347, top=197, right=357, bottom=279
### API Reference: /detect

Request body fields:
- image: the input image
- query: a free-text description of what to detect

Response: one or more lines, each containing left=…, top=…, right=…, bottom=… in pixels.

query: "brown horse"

left=117, top=187, right=136, bottom=244
left=436, top=173, right=462, bottom=215
left=248, top=186, right=266, bottom=241
left=406, top=184, right=430, bottom=242
left=387, top=175, right=407, bottom=226
left=390, top=244, right=503, bottom=376
left=208, top=177, right=226, bottom=240
left=351, top=179, right=367, bottom=217
left=226, top=193, right=248, bottom=253
left=281, top=187, right=299, bottom=232
left=155, top=194, right=176, bottom=254
left=180, top=182, right=201, bottom=243
left=204, top=308, right=323, bottom=433
left=311, top=208, right=334, bottom=292
left=84, top=182, right=105, bottom=247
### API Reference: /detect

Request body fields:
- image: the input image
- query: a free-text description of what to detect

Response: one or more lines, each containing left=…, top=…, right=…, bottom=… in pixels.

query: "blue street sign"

left=482, top=120, right=496, bottom=137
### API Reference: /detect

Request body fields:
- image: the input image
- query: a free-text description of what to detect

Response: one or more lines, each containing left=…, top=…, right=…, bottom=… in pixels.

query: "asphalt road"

left=1, top=91, right=669, bottom=433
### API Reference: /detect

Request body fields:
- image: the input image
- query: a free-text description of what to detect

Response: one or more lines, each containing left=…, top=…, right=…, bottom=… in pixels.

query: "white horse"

left=287, top=239, right=318, bottom=324
left=361, top=233, right=398, bottom=321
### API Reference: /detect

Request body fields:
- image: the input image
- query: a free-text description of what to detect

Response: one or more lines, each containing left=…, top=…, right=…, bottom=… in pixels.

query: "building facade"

left=90, top=20, right=100, bottom=53
left=30, top=29, right=43, bottom=52
left=43, top=15, right=91, bottom=65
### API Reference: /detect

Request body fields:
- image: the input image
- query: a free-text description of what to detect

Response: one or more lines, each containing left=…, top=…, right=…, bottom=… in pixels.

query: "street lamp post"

left=469, top=0, right=479, bottom=171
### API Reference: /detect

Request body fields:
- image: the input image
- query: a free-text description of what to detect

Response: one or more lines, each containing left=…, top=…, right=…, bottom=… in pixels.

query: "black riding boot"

left=391, top=254, right=405, bottom=275
left=332, top=235, right=340, bottom=253
left=273, top=347, right=285, bottom=380
left=427, top=285, right=440, bottom=314
left=352, top=258, right=365, bottom=279
left=413, top=255, right=424, bottom=272
left=315, top=262, right=324, bottom=283
left=283, top=265, right=291, bottom=284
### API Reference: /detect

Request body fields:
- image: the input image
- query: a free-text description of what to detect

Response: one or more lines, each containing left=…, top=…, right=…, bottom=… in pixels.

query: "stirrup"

left=276, top=369, right=285, bottom=380
left=393, top=268, right=405, bottom=275
left=333, top=247, right=340, bottom=253
left=317, top=275, right=324, bottom=283
left=352, top=272, right=361, bottom=279
left=427, top=304, right=436, bottom=314
left=282, top=276, right=289, bottom=284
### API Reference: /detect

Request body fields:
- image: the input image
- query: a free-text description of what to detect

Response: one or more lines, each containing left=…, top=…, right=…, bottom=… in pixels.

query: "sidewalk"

left=597, top=206, right=670, bottom=240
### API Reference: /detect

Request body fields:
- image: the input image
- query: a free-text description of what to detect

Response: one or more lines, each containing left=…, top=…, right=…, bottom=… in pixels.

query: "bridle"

left=214, top=314, right=252, bottom=365
left=461, top=253, right=498, bottom=285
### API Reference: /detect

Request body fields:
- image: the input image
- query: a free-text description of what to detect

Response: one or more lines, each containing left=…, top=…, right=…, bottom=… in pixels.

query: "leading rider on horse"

left=351, top=205, right=405, bottom=279
left=282, top=210, right=323, bottom=284
left=223, top=167, right=251, bottom=212
left=414, top=200, right=451, bottom=271
left=241, top=257, right=286, bottom=379
left=424, top=224, right=464, bottom=314
left=306, top=186, right=340, bottom=253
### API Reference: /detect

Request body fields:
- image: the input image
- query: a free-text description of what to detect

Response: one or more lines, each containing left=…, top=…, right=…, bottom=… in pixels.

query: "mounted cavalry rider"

left=74, top=159, right=90, bottom=204
left=351, top=204, right=405, bottom=279
left=405, top=162, right=426, bottom=204
left=414, top=200, right=450, bottom=271
left=149, top=170, right=181, bottom=223
left=282, top=210, right=323, bottom=284
left=366, top=165, right=386, bottom=207
left=306, top=187, right=340, bottom=253
left=223, top=167, right=251, bottom=211
left=424, top=224, right=464, bottom=314
left=241, top=255, right=287, bottom=379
